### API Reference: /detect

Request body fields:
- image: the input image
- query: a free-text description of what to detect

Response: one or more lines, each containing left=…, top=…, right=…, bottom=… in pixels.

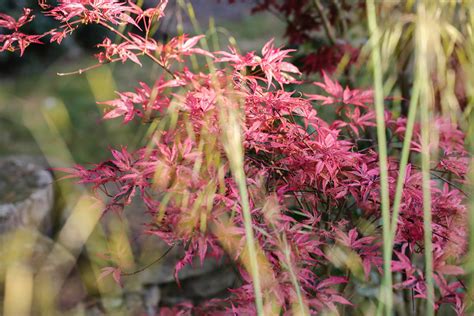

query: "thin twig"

left=331, top=0, right=348, bottom=35
left=430, top=171, right=469, bottom=197
left=408, top=164, right=470, bottom=197
left=313, top=0, right=337, bottom=45
left=121, top=245, right=175, bottom=276
left=99, top=21, right=176, bottom=78
left=57, top=57, right=123, bottom=76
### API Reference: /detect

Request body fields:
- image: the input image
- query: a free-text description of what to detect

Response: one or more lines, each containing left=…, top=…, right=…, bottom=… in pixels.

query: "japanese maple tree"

left=1, top=1, right=471, bottom=315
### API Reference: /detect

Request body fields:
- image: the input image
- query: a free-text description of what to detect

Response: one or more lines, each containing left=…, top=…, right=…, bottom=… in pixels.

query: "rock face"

left=0, top=155, right=238, bottom=314
left=0, top=156, right=53, bottom=233
left=99, top=200, right=240, bottom=313
left=100, top=247, right=239, bottom=315
left=138, top=246, right=239, bottom=307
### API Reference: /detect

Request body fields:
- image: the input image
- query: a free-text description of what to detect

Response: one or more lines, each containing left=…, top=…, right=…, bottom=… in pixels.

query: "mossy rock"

left=0, top=156, right=53, bottom=233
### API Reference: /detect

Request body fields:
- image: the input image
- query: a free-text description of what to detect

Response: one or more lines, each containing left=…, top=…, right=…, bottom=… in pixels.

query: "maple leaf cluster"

left=0, top=8, right=44, bottom=56
left=3, top=1, right=471, bottom=314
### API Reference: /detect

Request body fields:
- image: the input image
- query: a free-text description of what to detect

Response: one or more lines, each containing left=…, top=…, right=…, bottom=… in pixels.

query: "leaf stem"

left=313, top=0, right=337, bottom=45
left=98, top=21, right=176, bottom=78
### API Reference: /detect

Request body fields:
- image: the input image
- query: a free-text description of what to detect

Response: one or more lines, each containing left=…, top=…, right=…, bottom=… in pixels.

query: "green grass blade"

left=366, top=1, right=393, bottom=314
left=390, top=81, right=420, bottom=240
left=415, top=4, right=435, bottom=314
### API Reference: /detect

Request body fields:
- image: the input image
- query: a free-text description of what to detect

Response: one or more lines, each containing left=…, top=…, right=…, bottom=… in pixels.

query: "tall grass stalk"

left=468, top=138, right=474, bottom=311
left=220, top=104, right=264, bottom=315
left=465, top=5, right=474, bottom=312
left=415, top=4, right=435, bottom=315
left=419, top=81, right=435, bottom=316
left=280, top=234, right=308, bottom=315
left=366, top=1, right=393, bottom=314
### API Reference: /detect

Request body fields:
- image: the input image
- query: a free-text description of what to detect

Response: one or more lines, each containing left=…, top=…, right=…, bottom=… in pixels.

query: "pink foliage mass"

left=2, top=1, right=471, bottom=314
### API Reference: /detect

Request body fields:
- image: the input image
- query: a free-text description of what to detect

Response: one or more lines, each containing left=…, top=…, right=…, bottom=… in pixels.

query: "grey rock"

left=0, top=156, right=53, bottom=234
left=138, top=245, right=222, bottom=285
left=158, top=264, right=238, bottom=306
left=185, top=266, right=237, bottom=299
left=144, top=285, right=161, bottom=315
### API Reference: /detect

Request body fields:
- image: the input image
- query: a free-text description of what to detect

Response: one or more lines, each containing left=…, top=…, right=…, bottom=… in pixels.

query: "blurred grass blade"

left=415, top=4, right=435, bottom=315
left=390, top=82, right=420, bottom=239
left=219, top=101, right=264, bottom=315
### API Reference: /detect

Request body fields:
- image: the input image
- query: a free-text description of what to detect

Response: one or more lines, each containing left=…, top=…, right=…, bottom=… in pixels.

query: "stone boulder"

left=0, top=156, right=53, bottom=234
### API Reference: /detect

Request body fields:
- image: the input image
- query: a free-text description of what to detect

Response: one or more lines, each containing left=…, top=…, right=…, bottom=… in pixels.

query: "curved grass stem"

left=390, top=81, right=420, bottom=241
left=234, top=168, right=264, bottom=316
